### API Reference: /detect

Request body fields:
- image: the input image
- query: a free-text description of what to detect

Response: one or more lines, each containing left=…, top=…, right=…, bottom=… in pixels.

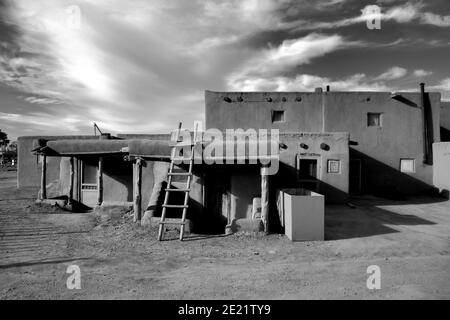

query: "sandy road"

left=0, top=170, right=95, bottom=269
left=1, top=169, right=450, bottom=299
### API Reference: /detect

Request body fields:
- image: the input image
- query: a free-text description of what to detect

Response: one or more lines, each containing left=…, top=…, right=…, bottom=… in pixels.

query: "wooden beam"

left=261, top=165, right=269, bottom=233
left=40, top=155, right=47, bottom=200
left=134, top=158, right=142, bottom=222
left=97, top=157, right=103, bottom=206
left=68, top=157, right=74, bottom=205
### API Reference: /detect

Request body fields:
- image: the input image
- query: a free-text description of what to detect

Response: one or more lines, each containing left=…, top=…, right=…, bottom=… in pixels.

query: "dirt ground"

left=0, top=169, right=449, bottom=299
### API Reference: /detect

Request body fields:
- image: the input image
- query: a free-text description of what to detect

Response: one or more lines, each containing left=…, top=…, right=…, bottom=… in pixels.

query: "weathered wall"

left=278, top=132, right=349, bottom=202
left=203, top=132, right=349, bottom=231
left=441, top=101, right=450, bottom=141
left=139, top=160, right=204, bottom=224
left=103, top=157, right=133, bottom=203
left=55, top=155, right=132, bottom=204
left=441, top=102, right=450, bottom=130
left=324, top=92, right=440, bottom=194
left=17, top=135, right=98, bottom=188
left=206, top=91, right=323, bottom=132
left=432, top=142, right=450, bottom=195
left=205, top=90, right=441, bottom=196
left=230, top=167, right=261, bottom=220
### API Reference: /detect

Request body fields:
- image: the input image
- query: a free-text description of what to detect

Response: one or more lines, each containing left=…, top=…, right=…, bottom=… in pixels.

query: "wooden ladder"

left=157, top=122, right=198, bottom=241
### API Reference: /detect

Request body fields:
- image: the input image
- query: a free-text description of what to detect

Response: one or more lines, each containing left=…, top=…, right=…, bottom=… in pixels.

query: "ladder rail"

left=158, top=122, right=182, bottom=241
left=179, top=123, right=198, bottom=240
left=158, top=122, right=199, bottom=241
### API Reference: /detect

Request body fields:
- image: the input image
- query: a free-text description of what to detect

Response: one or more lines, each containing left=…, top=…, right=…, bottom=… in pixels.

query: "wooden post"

left=40, top=155, right=47, bottom=200
left=68, top=157, right=74, bottom=205
left=134, top=158, right=142, bottom=222
left=97, top=157, right=103, bottom=206
left=261, top=165, right=269, bottom=233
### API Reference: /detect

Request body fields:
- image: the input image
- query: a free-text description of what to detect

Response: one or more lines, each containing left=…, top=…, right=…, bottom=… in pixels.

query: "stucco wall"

left=432, top=142, right=450, bottom=195
left=324, top=92, right=440, bottom=194
left=103, top=157, right=133, bottom=202
left=139, top=160, right=204, bottom=222
left=205, top=90, right=441, bottom=196
left=278, top=132, right=349, bottom=202
left=441, top=102, right=450, bottom=142
left=441, top=102, right=450, bottom=130
left=206, top=91, right=323, bottom=132
left=17, top=135, right=98, bottom=188
left=230, top=167, right=261, bottom=220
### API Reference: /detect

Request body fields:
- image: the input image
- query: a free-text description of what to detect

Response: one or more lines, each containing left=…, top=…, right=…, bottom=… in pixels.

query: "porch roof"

left=127, top=139, right=172, bottom=159
left=35, top=139, right=130, bottom=156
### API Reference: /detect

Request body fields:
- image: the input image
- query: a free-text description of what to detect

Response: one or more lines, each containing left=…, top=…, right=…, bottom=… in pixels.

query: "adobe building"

left=206, top=85, right=441, bottom=198
left=17, top=84, right=448, bottom=235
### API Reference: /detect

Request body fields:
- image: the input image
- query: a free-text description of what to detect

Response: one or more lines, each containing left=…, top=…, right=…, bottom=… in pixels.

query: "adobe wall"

left=324, top=92, right=440, bottom=194
left=432, top=142, right=450, bottom=196
left=205, top=90, right=441, bottom=196
left=205, top=91, right=323, bottom=132
left=17, top=135, right=98, bottom=188
left=441, top=101, right=450, bottom=142
left=441, top=101, right=450, bottom=130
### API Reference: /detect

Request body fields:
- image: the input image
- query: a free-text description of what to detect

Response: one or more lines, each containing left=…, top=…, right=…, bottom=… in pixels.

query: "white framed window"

left=400, top=158, right=415, bottom=173
left=367, top=112, right=382, bottom=127
left=327, top=159, right=341, bottom=174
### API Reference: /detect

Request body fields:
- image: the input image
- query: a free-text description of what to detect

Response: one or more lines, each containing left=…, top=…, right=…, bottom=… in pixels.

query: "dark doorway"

left=297, top=157, right=319, bottom=191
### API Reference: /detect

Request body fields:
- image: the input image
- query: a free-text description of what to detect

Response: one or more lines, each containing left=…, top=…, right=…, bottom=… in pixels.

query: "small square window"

left=400, top=159, right=415, bottom=173
left=272, top=110, right=285, bottom=123
left=367, top=113, right=382, bottom=127
left=327, top=160, right=341, bottom=174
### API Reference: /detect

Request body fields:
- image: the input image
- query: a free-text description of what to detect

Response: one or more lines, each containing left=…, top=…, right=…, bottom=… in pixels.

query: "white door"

left=81, top=161, right=98, bottom=207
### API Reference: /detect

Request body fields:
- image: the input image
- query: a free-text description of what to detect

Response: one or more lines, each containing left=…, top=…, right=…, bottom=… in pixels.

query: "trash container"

left=278, top=188, right=324, bottom=241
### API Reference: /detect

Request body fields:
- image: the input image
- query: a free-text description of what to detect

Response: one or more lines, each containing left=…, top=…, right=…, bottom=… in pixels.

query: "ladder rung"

left=166, top=188, right=190, bottom=192
left=162, top=204, right=188, bottom=208
left=159, top=221, right=186, bottom=225
left=168, top=172, right=191, bottom=176
left=172, top=157, right=193, bottom=162
left=171, top=141, right=196, bottom=147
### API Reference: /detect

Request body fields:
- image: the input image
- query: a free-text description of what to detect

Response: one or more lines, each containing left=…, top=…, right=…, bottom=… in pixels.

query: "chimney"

left=420, top=83, right=433, bottom=165
left=315, top=87, right=323, bottom=93
left=326, top=85, right=330, bottom=92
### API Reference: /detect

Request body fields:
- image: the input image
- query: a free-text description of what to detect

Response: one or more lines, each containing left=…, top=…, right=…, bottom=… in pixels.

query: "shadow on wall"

left=270, top=162, right=349, bottom=234
left=441, top=126, right=450, bottom=142
left=148, top=163, right=227, bottom=235
left=104, top=157, right=133, bottom=202
left=350, top=148, right=439, bottom=200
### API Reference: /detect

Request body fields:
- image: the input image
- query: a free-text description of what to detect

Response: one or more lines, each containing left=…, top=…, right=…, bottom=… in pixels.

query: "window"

left=272, top=110, right=285, bottom=123
left=367, top=112, right=382, bottom=127
left=82, top=161, right=98, bottom=184
left=400, top=159, right=415, bottom=173
left=327, top=160, right=341, bottom=174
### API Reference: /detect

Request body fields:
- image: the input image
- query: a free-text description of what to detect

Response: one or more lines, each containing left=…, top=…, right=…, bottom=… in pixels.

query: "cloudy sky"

left=0, top=0, right=449, bottom=140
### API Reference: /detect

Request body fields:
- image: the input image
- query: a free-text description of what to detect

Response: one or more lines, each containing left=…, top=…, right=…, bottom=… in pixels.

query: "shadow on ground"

left=325, top=196, right=440, bottom=240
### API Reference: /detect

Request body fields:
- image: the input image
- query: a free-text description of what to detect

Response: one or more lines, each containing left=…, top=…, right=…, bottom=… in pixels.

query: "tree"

left=7, top=141, right=17, bottom=153
left=0, top=130, right=9, bottom=147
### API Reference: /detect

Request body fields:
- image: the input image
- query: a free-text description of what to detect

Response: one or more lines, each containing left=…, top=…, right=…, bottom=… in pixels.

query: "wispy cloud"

left=374, top=66, right=408, bottom=81
left=227, top=33, right=362, bottom=90
left=413, top=69, right=433, bottom=77
left=0, top=0, right=448, bottom=139
left=429, top=78, right=450, bottom=91
left=421, top=12, right=450, bottom=27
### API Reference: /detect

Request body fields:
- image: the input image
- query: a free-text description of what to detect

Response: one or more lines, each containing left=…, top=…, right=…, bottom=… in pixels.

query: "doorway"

left=80, top=160, right=98, bottom=207
left=296, top=156, right=320, bottom=192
